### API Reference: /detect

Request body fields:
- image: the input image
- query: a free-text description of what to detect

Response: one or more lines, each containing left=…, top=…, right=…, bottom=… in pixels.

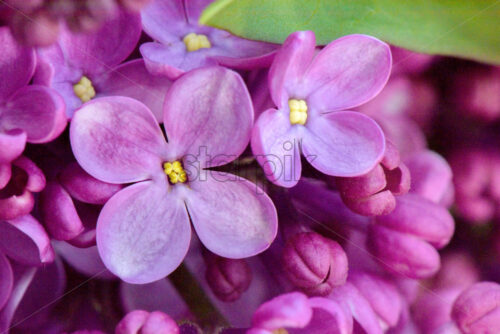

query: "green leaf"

left=200, top=0, right=500, bottom=65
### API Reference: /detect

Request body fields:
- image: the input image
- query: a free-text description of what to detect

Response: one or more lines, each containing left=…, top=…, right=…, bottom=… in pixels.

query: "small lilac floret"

left=248, top=291, right=352, bottom=334
left=282, top=232, right=348, bottom=296
left=70, top=66, right=278, bottom=284
left=34, top=10, right=171, bottom=120
left=251, top=31, right=391, bottom=187
left=140, top=0, right=278, bottom=79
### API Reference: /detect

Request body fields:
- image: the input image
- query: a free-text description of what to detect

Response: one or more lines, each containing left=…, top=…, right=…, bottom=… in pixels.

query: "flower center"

left=73, top=76, right=96, bottom=102
left=163, top=161, right=187, bottom=184
left=183, top=32, right=211, bottom=52
left=288, top=99, right=308, bottom=125
left=272, top=329, right=289, bottom=334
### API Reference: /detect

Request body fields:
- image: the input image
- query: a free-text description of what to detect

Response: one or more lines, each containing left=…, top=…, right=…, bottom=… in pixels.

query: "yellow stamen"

left=183, top=32, right=211, bottom=52
left=288, top=99, right=308, bottom=125
left=163, top=161, right=187, bottom=184
left=73, top=76, right=96, bottom=102
left=272, top=329, right=289, bottom=334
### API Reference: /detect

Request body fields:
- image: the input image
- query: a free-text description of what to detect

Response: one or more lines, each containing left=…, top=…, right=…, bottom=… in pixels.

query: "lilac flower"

left=140, top=0, right=278, bottom=79
left=251, top=31, right=391, bottom=188
left=247, top=292, right=351, bottom=334
left=329, top=272, right=403, bottom=334
left=35, top=10, right=171, bottom=120
left=70, top=66, right=278, bottom=283
left=0, top=28, right=66, bottom=165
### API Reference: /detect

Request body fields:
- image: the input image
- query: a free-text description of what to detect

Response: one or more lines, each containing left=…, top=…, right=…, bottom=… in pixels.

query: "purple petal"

left=349, top=271, right=402, bottom=328
left=94, top=59, right=173, bottom=122
left=210, top=32, right=277, bottom=70
left=163, top=67, right=253, bottom=166
left=251, top=109, right=301, bottom=188
left=303, top=298, right=353, bottom=334
left=140, top=41, right=215, bottom=79
left=0, top=265, right=36, bottom=334
left=58, top=162, right=122, bottom=205
left=53, top=242, right=115, bottom=279
left=185, top=0, right=213, bottom=24
left=0, top=215, right=54, bottom=266
left=0, top=253, right=13, bottom=310
left=187, top=171, right=277, bottom=259
left=251, top=292, right=313, bottom=330
left=302, top=111, right=385, bottom=177
left=39, top=181, right=84, bottom=241
left=12, top=156, right=45, bottom=192
left=58, top=10, right=141, bottom=76
left=0, top=27, right=35, bottom=101
left=0, top=129, right=27, bottom=164
left=330, top=283, right=383, bottom=334
left=70, top=96, right=167, bottom=184
left=268, top=31, right=316, bottom=109
left=305, top=35, right=391, bottom=111
left=96, top=181, right=191, bottom=283
left=2, top=85, right=66, bottom=143
left=141, top=0, right=188, bottom=44
left=0, top=163, right=10, bottom=189
left=0, top=189, right=34, bottom=221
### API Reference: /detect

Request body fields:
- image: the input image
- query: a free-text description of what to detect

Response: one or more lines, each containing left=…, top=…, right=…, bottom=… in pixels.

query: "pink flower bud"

left=368, top=194, right=454, bottom=278
left=451, top=282, right=500, bottom=334
left=115, top=310, right=179, bottom=334
left=205, top=254, right=252, bottom=302
left=282, top=232, right=348, bottom=296
left=336, top=141, right=410, bottom=216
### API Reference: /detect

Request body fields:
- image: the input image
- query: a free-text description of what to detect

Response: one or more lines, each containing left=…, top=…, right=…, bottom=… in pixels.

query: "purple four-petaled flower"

left=70, top=66, right=278, bottom=283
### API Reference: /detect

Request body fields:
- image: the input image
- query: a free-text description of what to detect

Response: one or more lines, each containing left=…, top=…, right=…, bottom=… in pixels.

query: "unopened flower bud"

left=282, top=232, right=348, bottom=296
left=58, top=162, right=122, bottom=205
left=115, top=310, right=179, bottom=334
left=368, top=194, right=454, bottom=278
left=205, top=254, right=252, bottom=302
left=451, top=282, right=500, bottom=334
left=336, top=141, right=410, bottom=216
